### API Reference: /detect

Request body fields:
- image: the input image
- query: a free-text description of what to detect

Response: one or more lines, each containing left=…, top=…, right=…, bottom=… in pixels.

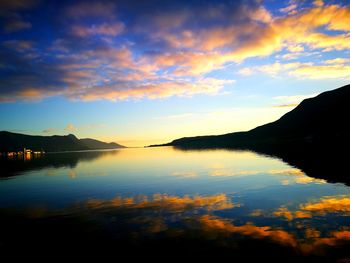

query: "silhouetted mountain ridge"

left=150, top=84, right=350, bottom=149
left=0, top=131, right=125, bottom=152
left=80, top=138, right=124, bottom=150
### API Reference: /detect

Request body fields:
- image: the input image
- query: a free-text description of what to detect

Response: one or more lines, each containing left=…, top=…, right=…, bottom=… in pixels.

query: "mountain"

left=150, top=84, right=350, bottom=149
left=80, top=138, right=124, bottom=150
left=0, top=132, right=125, bottom=152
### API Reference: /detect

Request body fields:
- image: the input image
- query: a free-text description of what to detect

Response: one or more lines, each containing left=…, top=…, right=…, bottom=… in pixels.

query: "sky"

left=0, top=0, right=349, bottom=147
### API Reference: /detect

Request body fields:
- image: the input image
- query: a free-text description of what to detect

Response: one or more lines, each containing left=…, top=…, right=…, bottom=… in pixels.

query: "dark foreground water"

left=1, top=147, right=350, bottom=261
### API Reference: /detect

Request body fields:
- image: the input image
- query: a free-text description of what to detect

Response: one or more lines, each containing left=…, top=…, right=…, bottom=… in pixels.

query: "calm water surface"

left=1, top=147, right=350, bottom=260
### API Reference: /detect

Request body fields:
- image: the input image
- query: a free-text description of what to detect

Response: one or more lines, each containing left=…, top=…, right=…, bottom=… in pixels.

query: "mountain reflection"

left=0, top=149, right=120, bottom=178
left=174, top=143, right=350, bottom=185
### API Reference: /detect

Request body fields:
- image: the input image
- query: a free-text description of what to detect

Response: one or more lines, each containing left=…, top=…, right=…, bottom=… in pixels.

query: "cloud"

left=210, top=170, right=259, bottom=177
left=238, top=68, right=253, bottom=76
left=0, top=47, right=66, bottom=102
left=287, top=44, right=304, bottom=53
left=273, top=207, right=312, bottom=221
left=71, top=78, right=235, bottom=102
left=272, top=104, right=299, bottom=109
left=0, top=39, right=235, bottom=102
left=85, top=193, right=237, bottom=212
left=65, top=1, right=117, bottom=19
left=289, top=64, right=350, bottom=80
left=3, top=40, right=34, bottom=52
left=209, top=168, right=260, bottom=177
left=324, top=58, right=350, bottom=65
left=226, top=2, right=350, bottom=62
left=149, top=51, right=231, bottom=76
left=244, top=60, right=350, bottom=80
left=3, top=20, right=31, bottom=32
left=268, top=168, right=305, bottom=176
left=42, top=128, right=56, bottom=134
left=65, top=123, right=76, bottom=132
left=301, top=33, right=350, bottom=51
left=258, top=62, right=304, bottom=76
left=300, top=196, right=350, bottom=216
left=0, top=0, right=36, bottom=33
left=0, top=0, right=37, bottom=10
left=272, top=195, right=350, bottom=222
left=199, top=215, right=298, bottom=248
left=272, top=93, right=319, bottom=108
left=313, top=1, right=324, bottom=7
left=203, top=167, right=326, bottom=185
left=171, top=171, right=198, bottom=178
left=1, top=0, right=350, bottom=103
left=279, top=4, right=298, bottom=14
left=269, top=168, right=326, bottom=185
left=71, top=22, right=124, bottom=37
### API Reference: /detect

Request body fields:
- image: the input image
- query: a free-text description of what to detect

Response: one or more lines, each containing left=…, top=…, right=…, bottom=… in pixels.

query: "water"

left=1, top=147, right=350, bottom=260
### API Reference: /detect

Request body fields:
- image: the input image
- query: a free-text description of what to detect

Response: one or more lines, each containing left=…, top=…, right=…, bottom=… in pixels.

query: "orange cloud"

left=230, top=3, right=350, bottom=63
left=157, top=5, right=272, bottom=52
left=273, top=207, right=295, bottom=221
left=301, top=196, right=350, bottom=216
left=301, top=230, right=350, bottom=255
left=219, top=196, right=350, bottom=255
left=150, top=51, right=233, bottom=76
left=65, top=123, right=76, bottom=132
left=62, top=70, right=97, bottom=84
left=273, top=207, right=312, bottom=221
left=17, top=88, right=43, bottom=99
left=273, top=196, right=350, bottom=221
left=14, top=191, right=350, bottom=257
left=302, top=33, right=350, bottom=51
left=198, top=215, right=298, bottom=248
left=85, top=193, right=237, bottom=212
left=0, top=87, right=62, bottom=102
left=305, top=228, right=321, bottom=239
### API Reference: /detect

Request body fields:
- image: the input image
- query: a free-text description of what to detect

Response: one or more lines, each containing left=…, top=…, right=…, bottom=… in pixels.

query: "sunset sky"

left=0, top=0, right=349, bottom=146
